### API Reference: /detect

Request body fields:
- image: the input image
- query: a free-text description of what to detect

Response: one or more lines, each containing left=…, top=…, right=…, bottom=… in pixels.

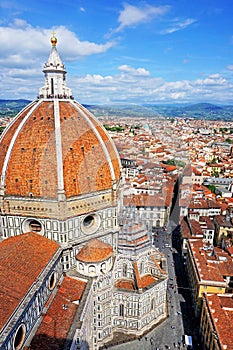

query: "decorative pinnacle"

left=51, top=31, right=57, bottom=47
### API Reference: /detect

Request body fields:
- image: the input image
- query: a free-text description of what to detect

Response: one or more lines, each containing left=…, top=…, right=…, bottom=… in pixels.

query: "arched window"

left=119, top=304, right=124, bottom=317
left=79, top=263, right=84, bottom=270
left=88, top=265, right=96, bottom=275
left=100, top=262, right=106, bottom=272
left=29, top=220, right=42, bottom=233
left=139, top=262, right=144, bottom=274
left=48, top=272, right=57, bottom=290
left=123, top=263, right=127, bottom=277
left=151, top=298, right=156, bottom=310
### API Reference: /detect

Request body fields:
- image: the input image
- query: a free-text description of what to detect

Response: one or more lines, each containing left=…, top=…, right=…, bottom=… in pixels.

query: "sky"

left=1, top=0, right=233, bottom=105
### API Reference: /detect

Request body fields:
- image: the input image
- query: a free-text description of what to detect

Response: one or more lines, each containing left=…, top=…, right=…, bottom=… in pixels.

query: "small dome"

left=76, top=238, right=113, bottom=263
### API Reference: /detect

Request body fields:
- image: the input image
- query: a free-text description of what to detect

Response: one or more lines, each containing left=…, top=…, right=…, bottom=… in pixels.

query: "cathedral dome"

left=0, top=37, right=121, bottom=202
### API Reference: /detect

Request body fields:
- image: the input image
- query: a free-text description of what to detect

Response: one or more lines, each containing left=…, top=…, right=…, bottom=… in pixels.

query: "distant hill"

left=0, top=99, right=31, bottom=117
left=0, top=99, right=31, bottom=105
left=183, top=102, right=223, bottom=111
left=1, top=99, right=233, bottom=120
left=85, top=102, right=233, bottom=120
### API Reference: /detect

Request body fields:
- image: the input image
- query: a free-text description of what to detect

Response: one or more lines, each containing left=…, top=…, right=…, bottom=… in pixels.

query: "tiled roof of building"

left=123, top=189, right=173, bottom=208
left=214, top=215, right=233, bottom=228
left=189, top=239, right=230, bottom=284
left=180, top=217, right=191, bottom=239
left=75, top=238, right=113, bottom=263
left=29, top=275, right=86, bottom=350
left=205, top=293, right=233, bottom=350
left=140, top=275, right=157, bottom=288
left=189, top=219, right=203, bottom=236
left=115, top=280, right=135, bottom=290
left=0, top=232, right=60, bottom=330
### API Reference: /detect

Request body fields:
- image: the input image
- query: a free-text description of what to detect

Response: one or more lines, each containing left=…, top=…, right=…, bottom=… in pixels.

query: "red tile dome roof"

left=0, top=100, right=121, bottom=199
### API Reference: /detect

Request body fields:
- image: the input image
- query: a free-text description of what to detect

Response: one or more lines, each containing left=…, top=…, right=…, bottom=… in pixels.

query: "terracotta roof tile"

left=115, top=280, right=135, bottom=290
left=76, top=238, right=113, bottom=263
left=140, top=275, right=157, bottom=288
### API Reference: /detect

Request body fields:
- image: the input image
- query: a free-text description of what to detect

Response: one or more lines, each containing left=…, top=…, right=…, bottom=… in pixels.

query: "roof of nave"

left=0, top=35, right=121, bottom=200
left=0, top=232, right=60, bottom=330
left=29, top=275, right=87, bottom=350
left=75, top=238, right=114, bottom=263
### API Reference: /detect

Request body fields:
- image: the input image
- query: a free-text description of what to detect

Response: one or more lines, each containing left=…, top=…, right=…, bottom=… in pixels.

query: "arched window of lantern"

left=119, top=304, right=124, bottom=317
left=123, top=263, right=127, bottom=277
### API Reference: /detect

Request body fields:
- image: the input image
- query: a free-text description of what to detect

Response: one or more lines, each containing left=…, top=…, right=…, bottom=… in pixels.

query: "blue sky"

left=1, top=0, right=233, bottom=105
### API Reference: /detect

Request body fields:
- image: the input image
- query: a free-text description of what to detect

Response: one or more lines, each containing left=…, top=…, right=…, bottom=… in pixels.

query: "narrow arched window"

left=151, top=298, right=156, bottom=310
left=123, top=263, right=127, bottom=277
left=140, top=262, right=144, bottom=274
left=119, top=304, right=124, bottom=317
left=88, top=265, right=96, bottom=274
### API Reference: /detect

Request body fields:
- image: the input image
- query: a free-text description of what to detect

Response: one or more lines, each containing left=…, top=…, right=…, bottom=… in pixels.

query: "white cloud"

left=68, top=68, right=233, bottom=105
left=162, top=18, right=197, bottom=34
left=118, top=65, right=150, bottom=76
left=113, top=3, right=170, bottom=33
left=227, top=65, right=233, bottom=71
left=0, top=19, right=115, bottom=66
left=195, top=74, right=227, bottom=86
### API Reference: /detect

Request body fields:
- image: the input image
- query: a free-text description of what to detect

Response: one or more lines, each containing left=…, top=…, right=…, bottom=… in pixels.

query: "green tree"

left=225, top=138, right=232, bottom=144
left=0, top=126, right=6, bottom=135
left=207, top=185, right=216, bottom=193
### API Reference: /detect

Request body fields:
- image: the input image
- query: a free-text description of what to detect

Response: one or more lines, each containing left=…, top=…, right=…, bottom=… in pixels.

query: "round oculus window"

left=13, top=324, right=26, bottom=350
left=81, top=214, right=100, bottom=234
left=22, top=219, right=43, bottom=234
left=48, top=272, right=57, bottom=290
left=83, top=215, right=94, bottom=227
